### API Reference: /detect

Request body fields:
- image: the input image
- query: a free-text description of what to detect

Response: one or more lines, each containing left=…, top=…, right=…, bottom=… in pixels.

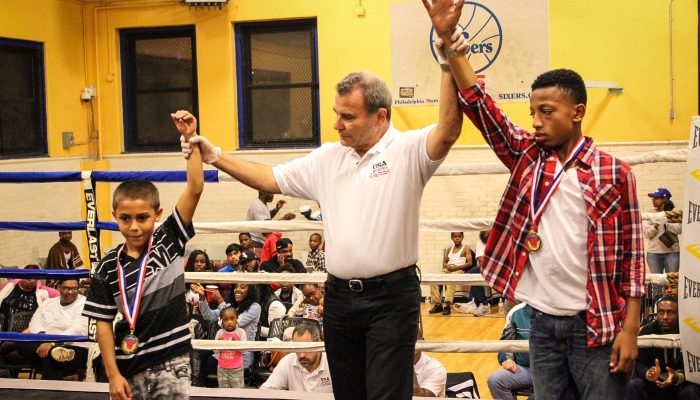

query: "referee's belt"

left=327, top=265, right=417, bottom=292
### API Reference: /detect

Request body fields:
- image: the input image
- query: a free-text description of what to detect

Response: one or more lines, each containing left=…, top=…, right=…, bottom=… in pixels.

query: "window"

left=120, top=26, right=198, bottom=152
left=236, top=19, right=319, bottom=149
left=0, top=38, right=47, bottom=158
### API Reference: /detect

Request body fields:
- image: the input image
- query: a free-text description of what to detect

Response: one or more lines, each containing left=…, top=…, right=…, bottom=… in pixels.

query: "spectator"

left=186, top=302, right=207, bottom=387
left=261, top=238, right=306, bottom=274
left=487, top=303, right=533, bottom=400
left=219, top=243, right=242, bottom=272
left=462, top=230, right=491, bottom=316
left=238, top=250, right=260, bottom=273
left=260, top=322, right=332, bottom=392
left=260, top=231, right=282, bottom=263
left=429, top=232, right=471, bottom=316
left=643, top=188, right=681, bottom=274
left=247, top=191, right=296, bottom=247
left=0, top=265, right=57, bottom=331
left=185, top=250, right=212, bottom=313
left=413, top=323, right=447, bottom=397
left=46, top=231, right=84, bottom=270
left=215, top=307, right=247, bottom=388
left=664, top=272, right=679, bottom=296
left=239, top=232, right=261, bottom=259
left=197, top=282, right=260, bottom=368
left=628, top=295, right=700, bottom=399
left=275, top=264, right=303, bottom=312
left=258, top=284, right=286, bottom=339
left=288, top=284, right=323, bottom=322
left=306, top=233, right=326, bottom=272
left=13, top=279, right=89, bottom=380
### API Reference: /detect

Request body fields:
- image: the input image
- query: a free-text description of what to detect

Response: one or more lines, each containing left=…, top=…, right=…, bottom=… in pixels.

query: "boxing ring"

left=0, top=147, right=687, bottom=398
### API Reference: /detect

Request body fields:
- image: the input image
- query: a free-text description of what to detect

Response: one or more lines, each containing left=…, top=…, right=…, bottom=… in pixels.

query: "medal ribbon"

left=529, top=137, right=586, bottom=227
left=116, top=237, right=152, bottom=331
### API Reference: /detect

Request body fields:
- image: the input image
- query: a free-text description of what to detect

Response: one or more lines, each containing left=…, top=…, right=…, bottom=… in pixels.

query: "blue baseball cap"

left=648, top=188, right=672, bottom=199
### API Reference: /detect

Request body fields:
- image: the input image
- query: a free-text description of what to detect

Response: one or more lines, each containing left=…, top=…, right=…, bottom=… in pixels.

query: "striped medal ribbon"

left=116, top=237, right=152, bottom=355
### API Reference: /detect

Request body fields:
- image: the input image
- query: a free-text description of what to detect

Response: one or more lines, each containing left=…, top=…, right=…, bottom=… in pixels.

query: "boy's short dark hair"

left=310, top=233, right=322, bottom=240
left=656, top=294, right=678, bottom=306
left=279, top=263, right=295, bottom=274
left=225, top=243, right=242, bottom=256
left=112, top=179, right=160, bottom=210
left=239, top=232, right=251, bottom=238
left=531, top=69, right=587, bottom=106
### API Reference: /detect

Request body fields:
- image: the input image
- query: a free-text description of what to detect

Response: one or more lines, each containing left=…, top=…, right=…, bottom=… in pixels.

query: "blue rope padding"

left=0, top=269, right=90, bottom=279
left=0, top=221, right=118, bottom=232
left=0, top=332, right=90, bottom=342
left=0, top=170, right=219, bottom=183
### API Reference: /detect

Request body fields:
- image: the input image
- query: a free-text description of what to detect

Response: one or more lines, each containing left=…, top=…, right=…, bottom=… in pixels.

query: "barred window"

left=0, top=38, right=47, bottom=158
left=236, top=19, right=319, bottom=149
left=120, top=26, right=198, bottom=152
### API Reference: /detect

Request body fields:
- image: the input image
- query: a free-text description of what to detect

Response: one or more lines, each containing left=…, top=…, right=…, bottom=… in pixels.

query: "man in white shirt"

left=15, top=279, right=89, bottom=380
left=260, top=322, right=332, bottom=393
left=246, top=191, right=296, bottom=247
left=413, top=326, right=447, bottom=397
left=180, top=28, right=465, bottom=396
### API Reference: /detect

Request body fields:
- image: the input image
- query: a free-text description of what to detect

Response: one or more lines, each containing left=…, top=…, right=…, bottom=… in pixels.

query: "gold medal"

left=525, top=230, right=542, bottom=252
left=121, top=330, right=139, bottom=354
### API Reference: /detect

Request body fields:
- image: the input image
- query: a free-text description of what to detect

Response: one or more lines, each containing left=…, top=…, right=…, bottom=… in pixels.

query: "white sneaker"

left=51, top=346, right=75, bottom=362
left=453, top=300, right=478, bottom=314
left=473, top=303, right=492, bottom=316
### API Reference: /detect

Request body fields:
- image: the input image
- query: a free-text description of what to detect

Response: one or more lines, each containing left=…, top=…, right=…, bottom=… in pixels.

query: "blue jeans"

left=323, top=272, right=420, bottom=400
left=487, top=364, right=533, bottom=400
left=529, top=309, right=627, bottom=400
left=646, top=252, right=680, bottom=274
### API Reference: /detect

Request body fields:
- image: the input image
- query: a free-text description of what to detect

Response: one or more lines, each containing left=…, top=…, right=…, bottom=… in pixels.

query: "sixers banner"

left=390, top=0, right=549, bottom=106
left=681, top=116, right=700, bottom=384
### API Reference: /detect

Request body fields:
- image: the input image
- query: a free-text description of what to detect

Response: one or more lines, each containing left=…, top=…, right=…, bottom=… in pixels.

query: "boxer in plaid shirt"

left=424, top=1, right=644, bottom=398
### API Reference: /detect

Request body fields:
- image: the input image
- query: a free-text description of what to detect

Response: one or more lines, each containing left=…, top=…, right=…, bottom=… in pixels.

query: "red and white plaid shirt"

left=459, top=84, right=645, bottom=347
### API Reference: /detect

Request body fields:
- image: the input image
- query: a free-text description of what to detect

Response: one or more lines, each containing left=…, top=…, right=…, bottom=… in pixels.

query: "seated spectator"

left=260, top=231, right=282, bottom=263
left=46, top=231, right=84, bottom=270
left=0, top=265, right=58, bottom=331
left=185, top=250, right=212, bottom=313
left=487, top=303, right=533, bottom=400
left=186, top=301, right=207, bottom=387
left=664, top=272, right=679, bottom=296
left=288, top=284, right=323, bottom=322
left=239, top=232, right=262, bottom=259
left=261, top=238, right=306, bottom=274
left=258, top=284, right=286, bottom=339
left=429, top=232, right=471, bottom=316
left=628, top=295, right=700, bottom=399
left=260, top=322, right=332, bottom=392
left=10, top=279, right=89, bottom=380
left=219, top=243, right=242, bottom=272
left=306, top=233, right=326, bottom=272
left=275, top=264, right=303, bottom=312
left=413, top=323, right=447, bottom=397
left=239, top=250, right=260, bottom=273
left=455, top=229, right=491, bottom=316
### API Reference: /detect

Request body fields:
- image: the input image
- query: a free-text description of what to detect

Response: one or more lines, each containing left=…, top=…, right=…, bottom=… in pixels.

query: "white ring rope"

left=192, top=334, right=681, bottom=353
left=185, top=272, right=670, bottom=286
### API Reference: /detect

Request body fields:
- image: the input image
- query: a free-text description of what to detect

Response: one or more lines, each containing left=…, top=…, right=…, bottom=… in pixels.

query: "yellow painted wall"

left=0, top=0, right=92, bottom=157
left=1, top=0, right=698, bottom=158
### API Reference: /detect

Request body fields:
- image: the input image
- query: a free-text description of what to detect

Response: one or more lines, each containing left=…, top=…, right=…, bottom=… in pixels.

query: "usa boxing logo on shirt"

left=369, top=161, right=390, bottom=178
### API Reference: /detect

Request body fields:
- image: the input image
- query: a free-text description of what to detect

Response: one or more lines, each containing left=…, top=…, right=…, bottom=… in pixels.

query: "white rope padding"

left=185, top=272, right=669, bottom=286
left=192, top=334, right=681, bottom=353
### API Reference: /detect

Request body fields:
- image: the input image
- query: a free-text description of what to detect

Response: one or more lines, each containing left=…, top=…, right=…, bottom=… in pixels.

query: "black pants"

left=324, top=272, right=420, bottom=400
left=466, top=265, right=489, bottom=305
left=14, top=341, right=88, bottom=380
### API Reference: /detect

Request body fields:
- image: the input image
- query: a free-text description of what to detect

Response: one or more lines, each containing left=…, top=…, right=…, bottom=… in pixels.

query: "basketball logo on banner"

left=429, top=2, right=503, bottom=73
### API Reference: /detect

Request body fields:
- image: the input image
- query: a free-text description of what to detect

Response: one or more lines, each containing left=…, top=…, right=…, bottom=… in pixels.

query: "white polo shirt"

left=260, top=352, right=333, bottom=393
left=415, top=352, right=447, bottom=397
left=273, top=124, right=442, bottom=279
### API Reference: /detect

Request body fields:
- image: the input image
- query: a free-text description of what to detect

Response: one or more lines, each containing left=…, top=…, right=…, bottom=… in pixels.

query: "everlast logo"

left=684, top=276, right=700, bottom=299
left=685, top=244, right=700, bottom=260
left=685, top=318, right=700, bottom=335
left=687, top=349, right=700, bottom=373
left=688, top=201, right=700, bottom=224
left=85, top=191, right=99, bottom=261
left=692, top=125, right=700, bottom=149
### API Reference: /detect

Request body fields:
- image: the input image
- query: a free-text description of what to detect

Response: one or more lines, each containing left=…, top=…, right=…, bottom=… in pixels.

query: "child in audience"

left=430, top=232, right=472, bottom=316
left=185, top=250, right=211, bottom=313
left=219, top=244, right=241, bottom=272
left=239, top=232, right=262, bottom=259
left=306, top=233, right=326, bottom=272
left=216, top=307, right=247, bottom=388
